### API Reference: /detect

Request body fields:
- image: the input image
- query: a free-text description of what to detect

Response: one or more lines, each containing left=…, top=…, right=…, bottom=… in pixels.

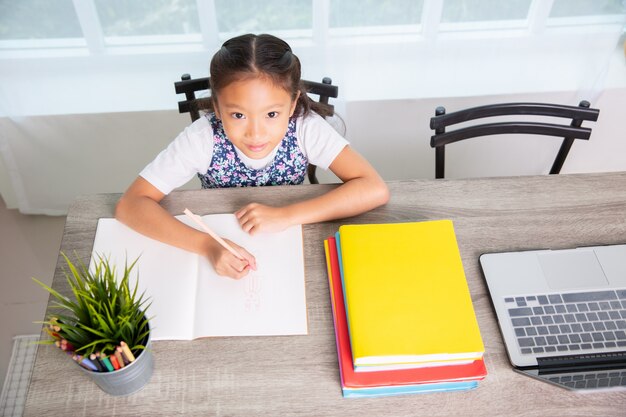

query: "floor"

left=0, top=196, right=66, bottom=393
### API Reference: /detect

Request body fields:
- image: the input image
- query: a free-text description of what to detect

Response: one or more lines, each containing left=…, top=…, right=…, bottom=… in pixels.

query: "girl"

left=115, top=33, right=389, bottom=279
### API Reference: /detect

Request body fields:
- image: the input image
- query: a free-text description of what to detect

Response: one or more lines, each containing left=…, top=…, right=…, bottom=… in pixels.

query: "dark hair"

left=206, top=33, right=333, bottom=118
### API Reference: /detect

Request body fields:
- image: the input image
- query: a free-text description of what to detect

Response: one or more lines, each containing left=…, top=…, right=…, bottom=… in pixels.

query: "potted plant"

left=34, top=252, right=154, bottom=396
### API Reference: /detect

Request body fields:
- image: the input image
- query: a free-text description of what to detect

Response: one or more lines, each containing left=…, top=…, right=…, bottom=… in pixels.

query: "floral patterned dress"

left=198, top=113, right=308, bottom=188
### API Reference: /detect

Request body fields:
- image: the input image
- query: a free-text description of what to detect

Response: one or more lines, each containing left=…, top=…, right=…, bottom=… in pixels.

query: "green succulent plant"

left=34, top=252, right=151, bottom=356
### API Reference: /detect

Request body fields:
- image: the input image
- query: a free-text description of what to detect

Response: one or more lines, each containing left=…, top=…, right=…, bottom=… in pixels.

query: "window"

left=95, top=0, right=201, bottom=37
left=329, top=0, right=423, bottom=28
left=0, top=0, right=624, bottom=54
left=547, top=0, right=625, bottom=26
left=441, top=0, right=531, bottom=23
left=216, top=0, right=311, bottom=33
left=0, top=0, right=82, bottom=40
left=550, top=0, right=624, bottom=18
left=0, top=0, right=85, bottom=50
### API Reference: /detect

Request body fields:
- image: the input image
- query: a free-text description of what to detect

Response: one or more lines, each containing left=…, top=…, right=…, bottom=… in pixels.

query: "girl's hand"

left=235, top=203, right=292, bottom=235
left=206, top=238, right=256, bottom=279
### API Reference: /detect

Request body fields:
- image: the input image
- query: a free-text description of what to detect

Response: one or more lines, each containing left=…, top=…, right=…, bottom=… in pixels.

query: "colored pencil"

left=61, top=339, right=75, bottom=352
left=74, top=354, right=98, bottom=371
left=120, top=341, right=136, bottom=362
left=89, top=353, right=105, bottom=372
left=117, top=346, right=130, bottom=365
left=110, top=354, right=121, bottom=370
left=183, top=208, right=247, bottom=261
left=114, top=350, right=126, bottom=368
left=101, top=355, right=115, bottom=372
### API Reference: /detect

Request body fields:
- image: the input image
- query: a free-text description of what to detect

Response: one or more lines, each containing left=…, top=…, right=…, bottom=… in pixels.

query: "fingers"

left=240, top=249, right=257, bottom=271
left=234, top=204, right=255, bottom=220
left=241, top=222, right=259, bottom=235
left=215, top=254, right=251, bottom=280
left=239, top=219, right=255, bottom=234
left=227, top=239, right=257, bottom=271
left=235, top=204, right=258, bottom=234
left=235, top=203, right=277, bottom=235
left=225, top=262, right=251, bottom=280
left=211, top=238, right=256, bottom=278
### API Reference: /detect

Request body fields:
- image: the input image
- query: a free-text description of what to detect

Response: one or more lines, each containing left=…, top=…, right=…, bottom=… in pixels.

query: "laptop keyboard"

left=506, top=289, right=626, bottom=355
left=547, top=370, right=626, bottom=389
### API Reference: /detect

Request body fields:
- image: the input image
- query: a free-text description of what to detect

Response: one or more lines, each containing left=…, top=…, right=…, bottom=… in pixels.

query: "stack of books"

left=323, top=219, right=487, bottom=398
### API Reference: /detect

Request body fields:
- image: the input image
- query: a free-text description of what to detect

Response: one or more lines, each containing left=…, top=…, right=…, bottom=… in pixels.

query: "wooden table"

left=24, top=172, right=626, bottom=416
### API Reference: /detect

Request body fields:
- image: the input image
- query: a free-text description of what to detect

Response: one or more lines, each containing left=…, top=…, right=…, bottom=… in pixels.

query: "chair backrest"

left=429, top=101, right=600, bottom=179
left=174, top=74, right=339, bottom=184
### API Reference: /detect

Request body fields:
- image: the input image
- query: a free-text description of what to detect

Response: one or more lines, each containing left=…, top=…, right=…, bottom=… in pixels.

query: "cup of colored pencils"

left=34, top=253, right=154, bottom=396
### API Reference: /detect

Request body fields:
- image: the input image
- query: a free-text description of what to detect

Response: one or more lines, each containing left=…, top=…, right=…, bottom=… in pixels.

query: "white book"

left=90, top=214, right=307, bottom=340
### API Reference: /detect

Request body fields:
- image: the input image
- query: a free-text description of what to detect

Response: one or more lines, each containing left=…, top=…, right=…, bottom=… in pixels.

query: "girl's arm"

left=236, top=145, right=389, bottom=234
left=115, top=177, right=256, bottom=279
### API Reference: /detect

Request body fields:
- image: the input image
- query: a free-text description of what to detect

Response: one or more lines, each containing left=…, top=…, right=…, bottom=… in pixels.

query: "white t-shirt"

left=140, top=112, right=349, bottom=195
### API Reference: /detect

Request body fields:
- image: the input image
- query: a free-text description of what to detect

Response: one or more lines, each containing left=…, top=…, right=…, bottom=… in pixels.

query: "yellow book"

left=338, top=220, right=484, bottom=369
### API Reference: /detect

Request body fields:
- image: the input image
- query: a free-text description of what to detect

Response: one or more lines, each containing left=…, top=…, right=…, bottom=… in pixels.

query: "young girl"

left=115, top=33, right=389, bottom=279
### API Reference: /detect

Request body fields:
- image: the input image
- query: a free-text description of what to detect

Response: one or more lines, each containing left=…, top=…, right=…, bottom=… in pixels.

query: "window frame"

left=0, top=0, right=622, bottom=58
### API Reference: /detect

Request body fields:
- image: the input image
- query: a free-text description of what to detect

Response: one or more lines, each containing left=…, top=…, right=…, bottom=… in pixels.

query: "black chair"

left=429, top=101, right=600, bottom=179
left=174, top=73, right=339, bottom=184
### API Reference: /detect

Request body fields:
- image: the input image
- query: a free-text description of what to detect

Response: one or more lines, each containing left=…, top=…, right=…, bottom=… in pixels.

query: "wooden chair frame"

left=429, top=101, right=600, bottom=179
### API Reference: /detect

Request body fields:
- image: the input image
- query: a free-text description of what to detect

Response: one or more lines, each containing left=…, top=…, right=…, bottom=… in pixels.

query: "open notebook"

left=90, top=214, right=307, bottom=340
left=480, top=244, right=626, bottom=392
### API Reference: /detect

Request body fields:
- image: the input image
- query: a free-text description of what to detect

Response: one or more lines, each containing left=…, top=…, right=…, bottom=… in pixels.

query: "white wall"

left=0, top=111, right=190, bottom=214
left=338, top=86, right=626, bottom=183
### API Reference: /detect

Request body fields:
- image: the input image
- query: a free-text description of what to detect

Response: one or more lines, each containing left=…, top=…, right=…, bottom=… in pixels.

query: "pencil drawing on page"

left=245, top=273, right=262, bottom=312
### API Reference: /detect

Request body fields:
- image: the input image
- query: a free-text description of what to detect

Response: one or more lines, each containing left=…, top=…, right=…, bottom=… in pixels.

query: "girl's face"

left=214, top=76, right=299, bottom=159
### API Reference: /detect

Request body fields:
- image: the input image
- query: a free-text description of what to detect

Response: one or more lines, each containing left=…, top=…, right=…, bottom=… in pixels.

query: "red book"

left=324, top=236, right=487, bottom=390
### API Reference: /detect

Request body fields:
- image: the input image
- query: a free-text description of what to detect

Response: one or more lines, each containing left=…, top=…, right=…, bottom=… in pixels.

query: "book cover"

left=324, top=237, right=486, bottom=396
left=90, top=214, right=307, bottom=340
left=338, top=220, right=484, bottom=368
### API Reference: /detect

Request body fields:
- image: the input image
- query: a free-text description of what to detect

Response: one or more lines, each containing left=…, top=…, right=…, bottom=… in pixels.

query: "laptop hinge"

left=537, top=351, right=626, bottom=370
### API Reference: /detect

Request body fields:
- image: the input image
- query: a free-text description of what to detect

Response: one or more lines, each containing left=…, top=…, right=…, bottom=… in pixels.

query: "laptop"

left=479, top=243, right=626, bottom=392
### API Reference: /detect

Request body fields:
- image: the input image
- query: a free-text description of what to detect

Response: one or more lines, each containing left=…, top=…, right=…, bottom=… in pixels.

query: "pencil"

left=55, top=341, right=72, bottom=358
left=95, top=352, right=108, bottom=369
left=101, top=355, right=114, bottom=372
left=183, top=208, right=247, bottom=261
left=74, top=354, right=98, bottom=372
left=61, top=339, right=75, bottom=352
left=120, top=341, right=136, bottom=363
left=114, top=350, right=126, bottom=369
left=89, top=353, right=105, bottom=372
left=47, top=326, right=60, bottom=340
left=110, top=354, right=121, bottom=370
left=116, top=346, right=130, bottom=365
